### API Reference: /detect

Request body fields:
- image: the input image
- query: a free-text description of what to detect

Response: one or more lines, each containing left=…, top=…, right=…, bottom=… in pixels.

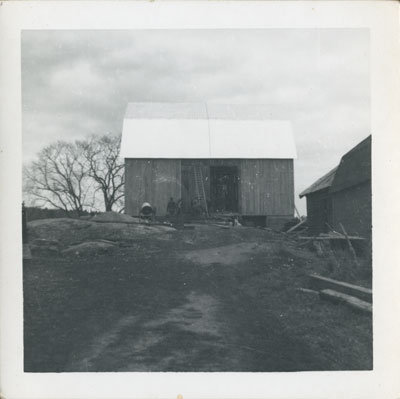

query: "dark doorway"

left=210, top=166, right=239, bottom=212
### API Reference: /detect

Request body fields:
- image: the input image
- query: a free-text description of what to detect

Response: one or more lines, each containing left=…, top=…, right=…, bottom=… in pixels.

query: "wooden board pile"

left=309, top=274, right=372, bottom=314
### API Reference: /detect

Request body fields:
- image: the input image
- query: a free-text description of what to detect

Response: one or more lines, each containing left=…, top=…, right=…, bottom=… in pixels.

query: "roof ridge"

left=124, top=102, right=287, bottom=121
left=341, top=135, right=371, bottom=159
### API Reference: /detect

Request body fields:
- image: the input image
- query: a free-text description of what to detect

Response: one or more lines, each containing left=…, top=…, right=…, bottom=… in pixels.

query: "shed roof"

left=120, top=102, right=297, bottom=159
left=330, top=135, right=371, bottom=193
left=299, top=166, right=338, bottom=198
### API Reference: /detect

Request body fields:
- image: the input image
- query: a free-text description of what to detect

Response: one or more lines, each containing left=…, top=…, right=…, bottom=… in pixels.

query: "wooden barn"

left=120, top=103, right=297, bottom=228
left=299, top=135, right=371, bottom=238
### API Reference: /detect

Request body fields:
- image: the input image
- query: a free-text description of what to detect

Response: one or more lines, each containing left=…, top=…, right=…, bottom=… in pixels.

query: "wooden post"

left=339, top=222, right=360, bottom=267
left=22, top=202, right=32, bottom=260
left=294, top=204, right=301, bottom=219
left=22, top=202, right=28, bottom=244
left=287, top=218, right=307, bottom=233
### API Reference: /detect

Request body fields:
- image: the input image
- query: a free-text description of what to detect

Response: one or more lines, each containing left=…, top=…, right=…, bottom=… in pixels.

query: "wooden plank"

left=319, top=289, right=372, bottom=314
left=286, top=218, right=307, bottom=233
left=310, top=274, right=372, bottom=302
left=299, top=236, right=365, bottom=241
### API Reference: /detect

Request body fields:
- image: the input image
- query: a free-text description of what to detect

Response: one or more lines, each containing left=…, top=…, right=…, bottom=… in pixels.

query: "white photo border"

left=0, top=1, right=399, bottom=398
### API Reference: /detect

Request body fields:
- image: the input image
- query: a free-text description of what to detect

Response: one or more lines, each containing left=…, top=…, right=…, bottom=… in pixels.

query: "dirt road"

left=24, top=226, right=372, bottom=372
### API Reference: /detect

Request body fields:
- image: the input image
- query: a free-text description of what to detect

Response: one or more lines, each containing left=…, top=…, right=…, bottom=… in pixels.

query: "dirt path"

left=181, top=242, right=274, bottom=266
left=24, top=230, right=372, bottom=372
left=67, top=291, right=232, bottom=371
left=63, top=242, right=322, bottom=372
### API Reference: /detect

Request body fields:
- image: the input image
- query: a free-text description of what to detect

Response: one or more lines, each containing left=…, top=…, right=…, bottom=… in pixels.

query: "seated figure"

left=139, top=202, right=156, bottom=222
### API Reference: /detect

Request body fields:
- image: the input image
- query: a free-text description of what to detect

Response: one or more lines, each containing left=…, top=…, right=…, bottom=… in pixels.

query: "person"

left=166, top=197, right=177, bottom=219
left=139, top=202, right=155, bottom=223
left=175, top=198, right=184, bottom=227
left=176, top=198, right=183, bottom=215
left=191, top=197, right=202, bottom=216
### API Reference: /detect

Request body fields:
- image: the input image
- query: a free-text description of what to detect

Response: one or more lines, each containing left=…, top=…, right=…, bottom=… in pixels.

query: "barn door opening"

left=210, top=166, right=239, bottom=213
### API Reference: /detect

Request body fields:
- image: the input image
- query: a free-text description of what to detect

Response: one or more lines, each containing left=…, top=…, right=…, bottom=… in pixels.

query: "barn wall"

left=125, top=158, right=295, bottom=217
left=331, top=181, right=371, bottom=238
left=125, top=159, right=181, bottom=216
left=239, top=159, right=294, bottom=215
left=305, top=189, right=332, bottom=235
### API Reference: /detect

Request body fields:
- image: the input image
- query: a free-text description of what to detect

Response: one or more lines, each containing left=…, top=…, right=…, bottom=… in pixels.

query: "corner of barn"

left=299, top=135, right=371, bottom=238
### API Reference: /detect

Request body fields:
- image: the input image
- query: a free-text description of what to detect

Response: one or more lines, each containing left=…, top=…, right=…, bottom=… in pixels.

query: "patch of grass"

left=24, top=225, right=372, bottom=372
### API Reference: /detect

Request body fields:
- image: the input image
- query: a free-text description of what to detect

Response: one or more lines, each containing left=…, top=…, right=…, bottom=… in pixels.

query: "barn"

left=299, top=135, right=371, bottom=238
left=120, top=102, right=297, bottom=228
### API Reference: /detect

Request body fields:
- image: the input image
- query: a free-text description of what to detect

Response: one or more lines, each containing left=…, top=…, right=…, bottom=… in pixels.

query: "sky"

left=22, top=29, right=370, bottom=215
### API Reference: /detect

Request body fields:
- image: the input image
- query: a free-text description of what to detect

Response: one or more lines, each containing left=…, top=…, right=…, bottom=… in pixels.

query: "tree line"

left=23, top=134, right=124, bottom=215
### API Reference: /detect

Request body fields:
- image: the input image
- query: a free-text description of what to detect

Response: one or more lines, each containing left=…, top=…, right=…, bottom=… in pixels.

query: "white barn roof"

left=120, top=103, right=297, bottom=159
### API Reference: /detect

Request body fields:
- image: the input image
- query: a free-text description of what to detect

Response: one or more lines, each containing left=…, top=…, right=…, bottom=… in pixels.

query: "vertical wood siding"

left=125, top=159, right=181, bottom=216
left=305, top=189, right=332, bottom=235
left=239, top=159, right=294, bottom=215
left=125, top=158, right=294, bottom=216
left=331, top=182, right=371, bottom=238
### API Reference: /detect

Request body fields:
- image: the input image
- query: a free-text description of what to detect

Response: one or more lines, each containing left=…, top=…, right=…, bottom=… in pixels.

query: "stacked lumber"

left=310, top=274, right=372, bottom=302
left=307, top=274, right=372, bottom=314
left=298, top=223, right=365, bottom=241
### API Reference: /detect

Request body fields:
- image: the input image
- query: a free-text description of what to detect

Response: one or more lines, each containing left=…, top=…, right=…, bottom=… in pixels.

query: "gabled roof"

left=299, top=166, right=338, bottom=198
left=120, top=102, right=297, bottom=159
left=330, top=135, right=371, bottom=193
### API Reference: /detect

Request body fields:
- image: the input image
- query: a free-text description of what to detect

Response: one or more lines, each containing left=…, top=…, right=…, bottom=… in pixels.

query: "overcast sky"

left=22, top=29, right=370, bottom=214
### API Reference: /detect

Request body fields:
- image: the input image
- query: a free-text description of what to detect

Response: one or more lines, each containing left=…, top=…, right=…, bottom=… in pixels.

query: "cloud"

left=21, top=29, right=370, bottom=214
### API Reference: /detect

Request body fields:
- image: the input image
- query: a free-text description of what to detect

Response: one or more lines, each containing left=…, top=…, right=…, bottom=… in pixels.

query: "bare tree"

left=79, top=134, right=124, bottom=212
left=23, top=141, right=95, bottom=215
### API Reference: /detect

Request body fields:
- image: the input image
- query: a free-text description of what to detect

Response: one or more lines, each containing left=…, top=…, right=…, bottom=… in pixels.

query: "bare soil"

left=24, top=219, right=372, bottom=372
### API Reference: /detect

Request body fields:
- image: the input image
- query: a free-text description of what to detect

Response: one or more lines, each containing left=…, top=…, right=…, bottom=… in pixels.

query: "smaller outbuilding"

left=300, top=135, right=371, bottom=238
